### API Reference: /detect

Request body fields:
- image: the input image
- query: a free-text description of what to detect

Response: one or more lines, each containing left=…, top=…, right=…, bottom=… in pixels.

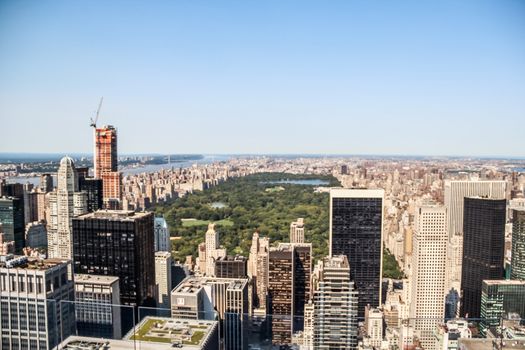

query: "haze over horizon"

left=1, top=1, right=524, bottom=156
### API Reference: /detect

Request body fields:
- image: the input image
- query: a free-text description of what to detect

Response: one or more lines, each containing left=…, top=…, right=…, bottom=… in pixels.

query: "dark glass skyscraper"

left=72, top=210, right=156, bottom=307
left=0, top=196, right=25, bottom=253
left=460, top=197, right=506, bottom=319
left=329, top=188, right=384, bottom=319
left=78, top=177, right=103, bottom=212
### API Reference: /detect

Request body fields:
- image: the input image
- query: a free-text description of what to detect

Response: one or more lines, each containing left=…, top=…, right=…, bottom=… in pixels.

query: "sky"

left=0, top=1, right=524, bottom=157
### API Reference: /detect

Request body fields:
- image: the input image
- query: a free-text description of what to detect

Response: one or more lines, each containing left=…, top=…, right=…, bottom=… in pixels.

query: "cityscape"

left=1, top=1, right=524, bottom=350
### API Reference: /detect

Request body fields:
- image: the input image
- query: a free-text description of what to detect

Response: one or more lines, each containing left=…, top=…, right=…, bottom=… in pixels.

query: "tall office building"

left=444, top=180, right=506, bottom=287
left=511, top=209, right=525, bottom=280
left=154, top=217, right=171, bottom=252
left=94, top=125, right=122, bottom=209
left=155, top=251, right=173, bottom=310
left=171, top=276, right=249, bottom=349
left=409, top=204, right=448, bottom=350
left=214, top=255, right=247, bottom=278
left=329, top=188, right=384, bottom=318
left=0, top=255, right=75, bottom=350
left=25, top=221, right=47, bottom=249
left=205, top=223, right=226, bottom=276
left=74, top=274, right=122, bottom=339
left=39, top=173, right=54, bottom=193
left=72, top=210, right=156, bottom=308
left=480, top=280, right=525, bottom=334
left=247, top=232, right=269, bottom=310
left=47, top=156, right=88, bottom=260
left=78, top=177, right=103, bottom=212
left=268, top=243, right=312, bottom=345
left=312, top=255, right=358, bottom=349
left=0, top=196, right=25, bottom=253
left=365, top=307, right=384, bottom=349
left=290, top=218, right=305, bottom=243
left=460, top=197, right=506, bottom=318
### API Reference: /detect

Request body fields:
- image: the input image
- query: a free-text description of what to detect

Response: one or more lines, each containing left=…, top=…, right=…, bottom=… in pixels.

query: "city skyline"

left=1, top=0, right=524, bottom=156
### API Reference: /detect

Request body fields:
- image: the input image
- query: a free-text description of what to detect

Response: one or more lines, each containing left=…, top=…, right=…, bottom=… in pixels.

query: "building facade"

left=155, top=251, right=173, bottom=310
left=290, top=218, right=305, bottom=244
left=480, top=280, right=525, bottom=334
left=410, top=204, right=448, bottom=350
left=329, top=188, right=384, bottom=318
left=511, top=209, right=525, bottom=280
left=0, top=255, right=75, bottom=350
left=460, top=197, right=506, bottom=318
left=74, top=274, right=122, bottom=339
left=154, top=217, right=171, bottom=252
left=94, top=125, right=122, bottom=209
left=47, top=156, right=88, bottom=260
left=0, top=197, right=24, bottom=253
left=312, top=255, right=358, bottom=349
left=72, top=210, right=156, bottom=308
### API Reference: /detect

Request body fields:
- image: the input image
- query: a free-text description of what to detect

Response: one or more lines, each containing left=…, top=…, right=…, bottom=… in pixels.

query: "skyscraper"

left=78, top=177, right=103, bottom=212
left=47, top=156, right=87, bottom=260
left=312, top=255, right=358, bottom=349
left=511, top=209, right=525, bottom=280
left=205, top=223, right=226, bottom=276
left=290, top=218, right=305, bottom=244
left=444, top=180, right=506, bottom=287
left=480, top=280, right=525, bottom=334
left=0, top=255, right=75, bottom=350
left=268, top=243, right=312, bottom=345
left=154, top=216, right=171, bottom=252
left=248, top=232, right=270, bottom=310
left=94, top=125, right=122, bottom=209
left=329, top=188, right=384, bottom=318
left=72, top=210, right=156, bottom=308
left=0, top=196, right=25, bottom=253
left=74, top=274, right=122, bottom=339
left=409, top=204, right=448, bottom=350
left=155, top=251, right=173, bottom=310
left=460, top=197, right=506, bottom=318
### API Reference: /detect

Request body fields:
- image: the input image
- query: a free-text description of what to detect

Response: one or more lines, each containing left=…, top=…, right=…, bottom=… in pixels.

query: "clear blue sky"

left=0, top=1, right=524, bottom=156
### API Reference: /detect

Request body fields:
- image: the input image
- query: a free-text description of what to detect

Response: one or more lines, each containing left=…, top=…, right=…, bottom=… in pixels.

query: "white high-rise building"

left=410, top=204, right=448, bottom=350
left=155, top=251, right=173, bottom=309
left=444, top=180, right=506, bottom=287
left=247, top=231, right=270, bottom=310
left=204, top=223, right=226, bottom=276
left=154, top=217, right=171, bottom=252
left=47, top=156, right=87, bottom=260
left=290, top=218, right=305, bottom=243
left=365, top=306, right=384, bottom=348
left=74, top=274, right=121, bottom=339
left=312, top=255, right=358, bottom=349
left=0, top=255, right=75, bottom=350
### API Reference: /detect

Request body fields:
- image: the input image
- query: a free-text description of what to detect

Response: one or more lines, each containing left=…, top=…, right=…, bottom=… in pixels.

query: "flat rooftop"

left=458, top=339, right=525, bottom=350
left=76, top=210, right=152, bottom=221
left=0, top=255, right=68, bottom=270
left=125, top=317, right=217, bottom=347
left=74, top=273, right=119, bottom=285
left=173, top=276, right=248, bottom=294
left=483, top=279, right=525, bottom=286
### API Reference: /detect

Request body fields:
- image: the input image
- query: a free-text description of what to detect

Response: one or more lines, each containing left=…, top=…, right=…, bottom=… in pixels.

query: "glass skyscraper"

left=460, top=197, right=506, bottom=319
left=329, top=188, right=384, bottom=319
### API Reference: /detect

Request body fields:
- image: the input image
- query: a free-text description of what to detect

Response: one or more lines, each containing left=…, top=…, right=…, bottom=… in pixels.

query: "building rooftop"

left=76, top=210, right=152, bottom=221
left=458, top=338, right=525, bottom=350
left=172, top=276, right=248, bottom=294
left=74, top=274, right=119, bottom=285
left=214, top=255, right=247, bottom=262
left=483, top=279, right=525, bottom=286
left=125, top=317, right=218, bottom=348
left=0, top=255, right=68, bottom=270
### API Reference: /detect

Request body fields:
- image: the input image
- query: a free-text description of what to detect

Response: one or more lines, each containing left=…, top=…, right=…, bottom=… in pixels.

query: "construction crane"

left=90, top=97, right=104, bottom=128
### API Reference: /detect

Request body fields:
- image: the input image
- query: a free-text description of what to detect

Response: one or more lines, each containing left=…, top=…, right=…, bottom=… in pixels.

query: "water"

left=210, top=202, right=227, bottom=208
left=262, top=179, right=330, bottom=185
left=3, top=155, right=232, bottom=184
left=122, top=155, right=231, bottom=175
